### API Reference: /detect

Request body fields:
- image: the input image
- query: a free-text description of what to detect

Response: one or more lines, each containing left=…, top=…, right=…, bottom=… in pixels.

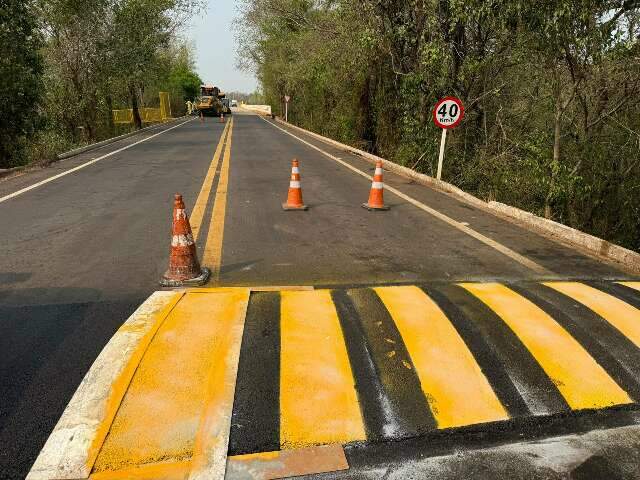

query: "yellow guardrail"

left=159, top=91, right=171, bottom=120
left=112, top=92, right=172, bottom=124
left=112, top=109, right=134, bottom=124
left=140, top=108, right=163, bottom=123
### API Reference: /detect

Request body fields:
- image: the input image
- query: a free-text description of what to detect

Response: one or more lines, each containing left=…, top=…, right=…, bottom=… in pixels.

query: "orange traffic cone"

left=282, top=159, right=308, bottom=210
left=200, top=111, right=204, bottom=123
left=362, top=160, right=389, bottom=210
left=220, top=113, right=225, bottom=123
left=160, top=194, right=210, bottom=286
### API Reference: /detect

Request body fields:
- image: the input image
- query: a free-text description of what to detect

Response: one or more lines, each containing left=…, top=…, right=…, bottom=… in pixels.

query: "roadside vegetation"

left=238, top=0, right=640, bottom=252
left=0, top=0, right=202, bottom=171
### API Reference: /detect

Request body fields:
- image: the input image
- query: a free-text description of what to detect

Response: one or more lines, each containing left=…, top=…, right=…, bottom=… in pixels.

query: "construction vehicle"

left=196, top=85, right=231, bottom=116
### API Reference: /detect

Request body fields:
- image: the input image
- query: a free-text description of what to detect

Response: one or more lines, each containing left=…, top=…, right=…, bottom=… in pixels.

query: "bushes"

left=0, top=0, right=43, bottom=168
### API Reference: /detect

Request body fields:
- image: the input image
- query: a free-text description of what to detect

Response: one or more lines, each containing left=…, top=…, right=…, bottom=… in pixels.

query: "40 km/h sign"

left=432, top=96, right=464, bottom=180
left=433, top=96, right=464, bottom=129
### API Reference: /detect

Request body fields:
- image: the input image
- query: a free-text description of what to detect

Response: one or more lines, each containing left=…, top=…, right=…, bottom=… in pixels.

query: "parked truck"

left=196, top=85, right=231, bottom=116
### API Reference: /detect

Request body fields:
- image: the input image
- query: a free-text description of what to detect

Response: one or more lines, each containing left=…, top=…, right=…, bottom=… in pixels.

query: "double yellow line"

left=190, top=118, right=234, bottom=282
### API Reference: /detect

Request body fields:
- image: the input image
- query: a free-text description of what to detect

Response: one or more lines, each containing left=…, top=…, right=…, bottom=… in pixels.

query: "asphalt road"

left=0, top=111, right=638, bottom=479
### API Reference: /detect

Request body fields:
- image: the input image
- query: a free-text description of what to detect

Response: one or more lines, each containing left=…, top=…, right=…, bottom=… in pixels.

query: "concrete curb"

left=274, top=118, right=640, bottom=275
left=0, top=165, right=24, bottom=178
left=488, top=202, right=640, bottom=274
left=0, top=117, right=189, bottom=181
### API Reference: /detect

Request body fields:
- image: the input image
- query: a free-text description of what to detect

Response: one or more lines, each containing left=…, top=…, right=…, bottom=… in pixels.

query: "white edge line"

left=260, top=117, right=550, bottom=275
left=0, top=118, right=194, bottom=204
left=26, top=291, right=182, bottom=480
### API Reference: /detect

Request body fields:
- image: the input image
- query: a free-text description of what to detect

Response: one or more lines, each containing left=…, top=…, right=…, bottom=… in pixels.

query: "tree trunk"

left=130, top=84, right=142, bottom=130
left=545, top=97, right=562, bottom=219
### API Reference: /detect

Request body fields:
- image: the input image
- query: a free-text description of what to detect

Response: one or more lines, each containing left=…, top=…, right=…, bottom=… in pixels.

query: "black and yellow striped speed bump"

left=228, top=281, right=640, bottom=455
left=28, top=281, right=640, bottom=479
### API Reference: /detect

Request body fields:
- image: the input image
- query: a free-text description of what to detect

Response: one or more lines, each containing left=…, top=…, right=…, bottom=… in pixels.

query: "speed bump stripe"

left=228, top=292, right=281, bottom=455
left=334, top=288, right=437, bottom=439
left=545, top=282, right=640, bottom=348
left=618, top=282, right=640, bottom=293
left=280, top=290, right=366, bottom=448
left=461, top=283, right=632, bottom=410
left=375, top=286, right=509, bottom=428
left=93, top=290, right=249, bottom=474
left=90, top=461, right=191, bottom=479
left=189, top=288, right=250, bottom=480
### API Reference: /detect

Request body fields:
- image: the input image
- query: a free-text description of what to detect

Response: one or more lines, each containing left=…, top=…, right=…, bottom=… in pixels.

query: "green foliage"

left=0, top=0, right=43, bottom=168
left=37, top=0, right=202, bottom=138
left=1, top=0, right=202, bottom=168
left=237, top=0, right=640, bottom=252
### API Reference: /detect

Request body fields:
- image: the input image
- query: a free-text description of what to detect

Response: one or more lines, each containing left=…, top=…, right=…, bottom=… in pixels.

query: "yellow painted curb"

left=27, top=291, right=183, bottom=480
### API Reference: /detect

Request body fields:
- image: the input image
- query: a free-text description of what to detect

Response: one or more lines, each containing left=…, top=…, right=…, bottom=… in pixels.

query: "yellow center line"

left=190, top=121, right=231, bottom=241
left=201, top=118, right=233, bottom=280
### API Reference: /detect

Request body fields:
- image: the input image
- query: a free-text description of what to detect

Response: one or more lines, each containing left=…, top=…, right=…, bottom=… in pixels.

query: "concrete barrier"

left=240, top=104, right=272, bottom=115
left=274, top=117, right=640, bottom=274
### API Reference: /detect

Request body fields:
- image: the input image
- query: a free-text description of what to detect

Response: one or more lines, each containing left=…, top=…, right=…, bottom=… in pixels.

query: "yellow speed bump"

left=618, top=281, right=640, bottom=293
left=375, top=286, right=508, bottom=428
left=461, top=283, right=632, bottom=410
left=545, top=282, right=640, bottom=348
left=28, top=289, right=250, bottom=480
left=280, top=290, right=366, bottom=449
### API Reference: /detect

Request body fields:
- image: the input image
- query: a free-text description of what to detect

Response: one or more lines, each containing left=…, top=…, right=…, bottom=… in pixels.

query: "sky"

left=186, top=1, right=258, bottom=94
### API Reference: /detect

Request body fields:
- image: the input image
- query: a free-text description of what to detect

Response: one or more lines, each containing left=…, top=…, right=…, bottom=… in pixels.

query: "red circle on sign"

left=433, top=96, right=464, bottom=129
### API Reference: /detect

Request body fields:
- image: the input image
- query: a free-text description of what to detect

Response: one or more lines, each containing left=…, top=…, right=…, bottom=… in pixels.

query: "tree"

left=237, top=0, right=640, bottom=251
left=0, top=0, right=43, bottom=168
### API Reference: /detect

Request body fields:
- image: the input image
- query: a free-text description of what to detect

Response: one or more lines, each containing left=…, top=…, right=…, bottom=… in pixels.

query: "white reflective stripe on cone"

left=375, top=168, right=383, bottom=175
left=171, top=234, right=195, bottom=246
left=289, top=181, right=301, bottom=188
left=292, top=167, right=300, bottom=174
left=371, top=182, right=384, bottom=189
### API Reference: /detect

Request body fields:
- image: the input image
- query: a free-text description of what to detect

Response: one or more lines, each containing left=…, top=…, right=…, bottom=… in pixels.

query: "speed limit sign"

left=432, top=96, right=464, bottom=180
left=433, top=96, right=464, bottom=129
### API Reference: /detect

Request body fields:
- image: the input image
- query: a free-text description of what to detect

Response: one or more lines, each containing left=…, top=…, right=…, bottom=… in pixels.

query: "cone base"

left=362, top=203, right=390, bottom=211
left=282, top=203, right=308, bottom=211
left=160, top=267, right=211, bottom=287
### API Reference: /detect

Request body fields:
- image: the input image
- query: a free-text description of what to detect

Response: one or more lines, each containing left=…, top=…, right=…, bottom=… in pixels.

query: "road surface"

left=1, top=111, right=639, bottom=479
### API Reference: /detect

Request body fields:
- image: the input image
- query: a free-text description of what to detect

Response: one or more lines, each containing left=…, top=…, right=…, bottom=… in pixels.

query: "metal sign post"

left=432, top=96, right=465, bottom=180
left=284, top=95, right=290, bottom=122
left=437, top=128, right=447, bottom=180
